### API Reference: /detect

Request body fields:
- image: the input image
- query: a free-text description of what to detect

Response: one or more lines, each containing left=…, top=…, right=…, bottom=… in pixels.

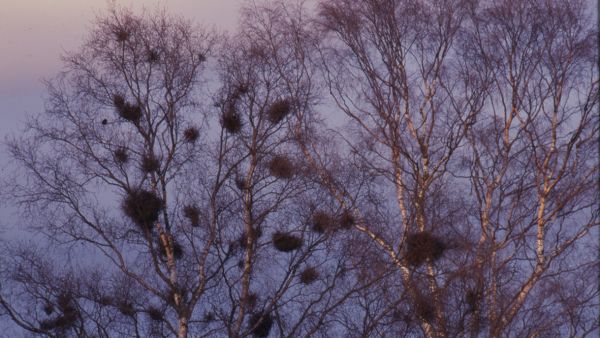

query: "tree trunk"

left=178, top=315, right=189, bottom=338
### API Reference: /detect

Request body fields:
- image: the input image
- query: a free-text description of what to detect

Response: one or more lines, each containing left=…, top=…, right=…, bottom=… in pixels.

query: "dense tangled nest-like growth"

left=405, top=231, right=446, bottom=266
left=235, top=177, right=247, bottom=190
left=183, top=126, right=200, bottom=143
left=272, top=232, right=303, bottom=252
left=248, top=312, right=273, bottom=338
left=299, top=266, right=319, bottom=285
left=414, top=294, right=435, bottom=322
left=113, top=148, right=129, bottom=164
left=266, top=98, right=291, bottom=124
left=147, top=49, right=160, bottom=63
left=39, top=293, right=79, bottom=331
left=203, top=312, right=215, bottom=322
left=222, top=106, right=242, bottom=133
left=312, top=211, right=333, bottom=233
left=238, top=227, right=263, bottom=250
left=183, top=204, right=201, bottom=227
left=245, top=293, right=258, bottom=309
left=113, top=94, right=142, bottom=122
left=237, top=83, right=250, bottom=94
left=465, top=288, right=482, bottom=313
left=114, top=28, right=130, bottom=42
left=122, top=189, right=163, bottom=231
left=159, top=239, right=184, bottom=260
left=43, top=303, right=54, bottom=315
left=118, top=301, right=135, bottom=316
left=147, top=306, right=163, bottom=321
left=140, top=154, right=160, bottom=173
left=338, top=210, right=355, bottom=230
left=268, top=155, right=295, bottom=179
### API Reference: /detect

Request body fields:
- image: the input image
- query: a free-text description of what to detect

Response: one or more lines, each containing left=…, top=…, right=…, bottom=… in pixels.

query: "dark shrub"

left=101, top=118, right=108, bottom=125
left=122, top=189, right=163, bottom=231
left=266, top=98, right=291, bottom=124
left=249, top=312, right=273, bottom=338
left=141, top=154, right=160, bottom=173
left=272, top=232, right=302, bottom=252
left=299, top=267, right=319, bottom=285
left=405, top=231, right=446, bottom=266
left=268, top=155, right=294, bottom=179
left=183, top=126, right=199, bottom=143
left=183, top=204, right=200, bottom=227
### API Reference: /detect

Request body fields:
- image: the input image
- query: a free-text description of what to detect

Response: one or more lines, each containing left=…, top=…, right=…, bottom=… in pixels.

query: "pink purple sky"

left=0, top=0, right=241, bottom=140
left=0, top=0, right=242, bottom=233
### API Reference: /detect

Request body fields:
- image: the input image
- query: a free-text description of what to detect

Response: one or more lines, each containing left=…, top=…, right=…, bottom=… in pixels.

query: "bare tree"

left=209, top=2, right=381, bottom=337
left=1, top=1, right=597, bottom=338
left=461, top=0, right=598, bottom=336
left=0, top=3, right=363, bottom=338
left=1, top=6, right=218, bottom=337
left=308, top=0, right=598, bottom=337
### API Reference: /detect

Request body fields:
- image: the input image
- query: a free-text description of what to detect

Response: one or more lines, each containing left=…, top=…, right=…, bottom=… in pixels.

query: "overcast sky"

left=0, top=0, right=242, bottom=234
